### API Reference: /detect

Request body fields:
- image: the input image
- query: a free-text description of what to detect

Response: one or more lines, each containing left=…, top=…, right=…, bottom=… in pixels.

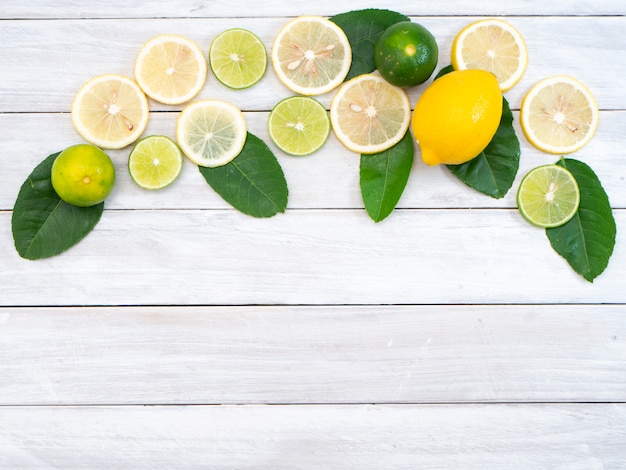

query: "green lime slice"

left=128, top=135, right=183, bottom=190
left=268, top=96, right=330, bottom=156
left=516, top=164, right=580, bottom=228
left=209, top=28, right=267, bottom=89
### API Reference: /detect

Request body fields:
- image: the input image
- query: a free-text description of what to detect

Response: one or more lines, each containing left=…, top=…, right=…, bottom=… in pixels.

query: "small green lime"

left=374, top=21, right=438, bottom=88
left=51, top=143, right=116, bottom=207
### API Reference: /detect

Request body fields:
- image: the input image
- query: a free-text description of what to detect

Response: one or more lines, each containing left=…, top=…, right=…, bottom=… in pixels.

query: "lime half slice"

left=128, top=135, right=183, bottom=189
left=517, top=164, right=580, bottom=228
left=209, top=28, right=267, bottom=89
left=268, top=96, right=330, bottom=156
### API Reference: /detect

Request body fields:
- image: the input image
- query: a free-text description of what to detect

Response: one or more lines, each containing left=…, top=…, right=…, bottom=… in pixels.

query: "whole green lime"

left=51, top=143, right=116, bottom=207
left=374, top=21, right=438, bottom=88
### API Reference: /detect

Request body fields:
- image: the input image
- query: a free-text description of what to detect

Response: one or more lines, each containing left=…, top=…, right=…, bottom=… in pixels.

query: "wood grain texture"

left=2, top=0, right=624, bottom=18
left=0, top=404, right=624, bottom=469
left=2, top=209, right=624, bottom=306
left=2, top=111, right=624, bottom=211
left=1, top=17, right=624, bottom=113
left=0, top=306, right=624, bottom=405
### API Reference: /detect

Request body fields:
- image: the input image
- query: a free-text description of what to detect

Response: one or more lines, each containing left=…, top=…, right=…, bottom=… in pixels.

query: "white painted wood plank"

left=2, top=209, right=624, bottom=306
left=0, top=404, right=624, bottom=468
left=0, top=306, right=624, bottom=405
left=1, top=110, right=623, bottom=211
left=1, top=16, right=624, bottom=112
left=3, top=0, right=624, bottom=18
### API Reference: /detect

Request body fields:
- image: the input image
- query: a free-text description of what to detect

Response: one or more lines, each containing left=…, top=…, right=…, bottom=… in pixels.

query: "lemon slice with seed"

left=452, top=18, right=528, bottom=91
left=268, top=96, right=330, bottom=156
left=128, top=135, right=183, bottom=190
left=71, top=74, right=149, bottom=149
left=271, top=16, right=352, bottom=96
left=135, top=34, right=207, bottom=105
left=517, top=164, right=580, bottom=228
left=209, top=28, right=267, bottom=89
left=176, top=100, right=247, bottom=167
left=520, top=76, right=599, bottom=155
left=330, top=73, right=411, bottom=154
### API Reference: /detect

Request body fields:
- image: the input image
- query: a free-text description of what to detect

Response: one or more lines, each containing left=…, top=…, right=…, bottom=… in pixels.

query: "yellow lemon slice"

left=452, top=18, right=528, bottom=91
left=176, top=100, right=247, bottom=167
left=135, top=34, right=207, bottom=105
left=330, top=73, right=411, bottom=154
left=71, top=74, right=149, bottom=149
left=271, top=16, right=352, bottom=96
left=520, top=76, right=599, bottom=154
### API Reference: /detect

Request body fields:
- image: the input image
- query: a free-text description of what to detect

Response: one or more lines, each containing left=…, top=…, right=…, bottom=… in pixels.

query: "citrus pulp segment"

left=71, top=74, right=149, bottom=149
left=520, top=75, right=599, bottom=154
left=209, top=28, right=267, bottom=89
left=134, top=34, right=207, bottom=105
left=128, top=135, right=183, bottom=190
left=271, top=16, right=352, bottom=96
left=176, top=100, right=247, bottom=167
left=330, top=74, right=411, bottom=154
left=268, top=96, right=330, bottom=156
left=516, top=164, right=580, bottom=228
left=452, top=18, right=528, bottom=91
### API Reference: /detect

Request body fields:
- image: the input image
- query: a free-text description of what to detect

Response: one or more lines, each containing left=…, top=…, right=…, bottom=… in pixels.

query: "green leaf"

left=360, top=131, right=414, bottom=222
left=447, top=97, right=520, bottom=198
left=12, top=152, right=104, bottom=260
left=546, top=158, right=616, bottom=282
left=199, top=132, right=288, bottom=218
left=330, top=8, right=410, bottom=81
left=433, top=65, right=521, bottom=198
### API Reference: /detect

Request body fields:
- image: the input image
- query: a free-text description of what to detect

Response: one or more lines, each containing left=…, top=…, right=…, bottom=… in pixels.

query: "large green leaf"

left=546, top=158, right=616, bottom=282
left=432, top=65, right=520, bottom=198
left=12, top=152, right=104, bottom=260
left=447, top=97, right=520, bottom=198
left=330, top=9, right=409, bottom=81
left=360, top=131, right=414, bottom=222
left=199, top=132, right=288, bottom=218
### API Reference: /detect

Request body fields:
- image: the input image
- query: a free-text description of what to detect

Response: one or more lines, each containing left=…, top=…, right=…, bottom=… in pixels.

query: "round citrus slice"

left=128, top=135, right=183, bottom=190
left=452, top=18, right=528, bottom=91
left=520, top=75, right=599, bottom=154
left=176, top=100, right=247, bottom=167
left=71, top=74, right=149, bottom=149
left=209, top=28, right=267, bottom=89
left=330, top=73, right=411, bottom=154
left=135, top=34, right=207, bottom=105
left=268, top=96, right=330, bottom=156
left=517, top=164, right=580, bottom=228
left=271, top=16, right=352, bottom=96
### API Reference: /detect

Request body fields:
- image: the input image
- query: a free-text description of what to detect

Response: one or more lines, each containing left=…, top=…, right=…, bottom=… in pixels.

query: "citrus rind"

left=176, top=100, right=247, bottom=168
left=520, top=75, right=599, bottom=155
left=135, top=34, right=207, bottom=105
left=209, top=28, right=268, bottom=89
left=516, top=164, right=580, bottom=228
left=452, top=18, right=528, bottom=92
left=271, top=16, right=352, bottom=96
left=71, top=74, right=149, bottom=150
left=330, top=74, right=411, bottom=154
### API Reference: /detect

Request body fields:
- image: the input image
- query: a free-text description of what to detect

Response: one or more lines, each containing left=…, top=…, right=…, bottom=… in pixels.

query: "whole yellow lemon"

left=412, top=69, right=503, bottom=166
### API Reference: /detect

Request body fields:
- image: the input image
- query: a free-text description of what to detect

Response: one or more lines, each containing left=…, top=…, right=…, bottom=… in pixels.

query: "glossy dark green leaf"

left=432, top=65, right=521, bottom=198
left=330, top=9, right=409, bottom=81
left=360, top=131, right=414, bottom=222
left=546, top=158, right=616, bottom=282
left=199, top=132, right=288, bottom=218
left=447, top=97, right=520, bottom=198
left=12, top=152, right=104, bottom=260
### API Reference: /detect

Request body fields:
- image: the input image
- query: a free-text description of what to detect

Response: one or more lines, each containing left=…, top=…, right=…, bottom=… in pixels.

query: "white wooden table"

left=1, top=1, right=625, bottom=468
